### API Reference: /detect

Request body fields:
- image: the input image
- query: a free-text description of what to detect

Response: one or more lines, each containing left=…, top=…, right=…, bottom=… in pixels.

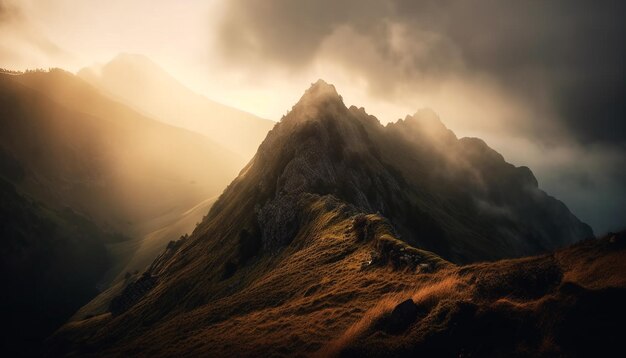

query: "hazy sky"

left=1, top=0, right=624, bottom=234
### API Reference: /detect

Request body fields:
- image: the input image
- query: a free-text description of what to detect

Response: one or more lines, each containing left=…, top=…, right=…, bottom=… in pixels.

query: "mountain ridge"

left=245, top=80, right=592, bottom=261
left=46, top=81, right=611, bottom=357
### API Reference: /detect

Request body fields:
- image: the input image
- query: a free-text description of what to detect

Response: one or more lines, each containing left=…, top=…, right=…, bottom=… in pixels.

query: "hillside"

left=336, top=231, right=626, bottom=357
left=46, top=81, right=614, bottom=357
left=1, top=70, right=242, bottom=233
left=78, top=53, right=275, bottom=160
left=0, top=178, right=115, bottom=356
left=0, top=70, right=244, bottom=354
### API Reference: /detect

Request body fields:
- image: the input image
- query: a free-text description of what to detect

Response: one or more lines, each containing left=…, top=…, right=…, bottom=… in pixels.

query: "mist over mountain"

left=78, top=53, right=275, bottom=160
left=224, top=81, right=590, bottom=263
left=0, top=69, right=244, bottom=353
left=214, top=0, right=626, bottom=236
left=1, top=1, right=624, bottom=356
left=2, top=70, right=241, bottom=230
left=47, top=82, right=622, bottom=357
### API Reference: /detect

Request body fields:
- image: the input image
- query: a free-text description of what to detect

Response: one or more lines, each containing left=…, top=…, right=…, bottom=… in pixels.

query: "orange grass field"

left=50, top=197, right=626, bottom=356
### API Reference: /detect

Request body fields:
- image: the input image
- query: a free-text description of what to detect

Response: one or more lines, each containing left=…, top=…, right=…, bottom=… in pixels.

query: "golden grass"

left=318, top=291, right=407, bottom=357
left=319, top=273, right=464, bottom=357
left=410, top=274, right=465, bottom=305
left=556, top=237, right=626, bottom=289
left=50, top=197, right=626, bottom=357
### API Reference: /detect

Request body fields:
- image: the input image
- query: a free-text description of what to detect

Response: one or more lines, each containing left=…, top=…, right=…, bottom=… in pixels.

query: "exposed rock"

left=353, top=214, right=371, bottom=241
left=248, top=81, right=591, bottom=262
left=375, top=234, right=427, bottom=270
left=109, top=272, right=158, bottom=316
left=376, top=299, right=420, bottom=334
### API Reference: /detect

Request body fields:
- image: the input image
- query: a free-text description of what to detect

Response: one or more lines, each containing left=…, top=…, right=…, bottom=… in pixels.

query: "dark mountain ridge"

left=216, top=79, right=591, bottom=263
left=45, top=81, right=612, bottom=357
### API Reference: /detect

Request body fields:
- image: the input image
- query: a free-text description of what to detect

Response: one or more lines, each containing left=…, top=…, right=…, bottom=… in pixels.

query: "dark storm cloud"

left=218, top=0, right=387, bottom=66
left=218, top=0, right=626, bottom=146
left=217, top=1, right=626, bottom=233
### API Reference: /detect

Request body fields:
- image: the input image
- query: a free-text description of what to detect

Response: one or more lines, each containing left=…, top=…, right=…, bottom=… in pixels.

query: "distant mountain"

left=46, top=81, right=619, bottom=357
left=0, top=69, right=243, bottom=353
left=78, top=53, right=275, bottom=159
left=1, top=69, right=241, bottom=234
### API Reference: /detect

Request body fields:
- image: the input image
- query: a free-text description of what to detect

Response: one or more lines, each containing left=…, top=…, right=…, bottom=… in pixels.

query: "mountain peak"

left=296, top=79, right=343, bottom=107
left=404, top=108, right=446, bottom=131
left=391, top=108, right=457, bottom=144
left=279, top=80, right=346, bottom=126
left=308, top=79, right=338, bottom=93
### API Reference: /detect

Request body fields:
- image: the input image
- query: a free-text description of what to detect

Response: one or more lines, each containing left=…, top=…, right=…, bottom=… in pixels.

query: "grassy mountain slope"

left=0, top=70, right=245, bottom=354
left=336, top=231, right=626, bottom=357
left=46, top=81, right=610, bottom=357
left=48, top=198, right=625, bottom=357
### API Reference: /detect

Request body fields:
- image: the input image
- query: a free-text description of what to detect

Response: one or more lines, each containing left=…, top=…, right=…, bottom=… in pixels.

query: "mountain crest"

left=49, top=80, right=602, bottom=357
left=283, top=79, right=346, bottom=124
left=397, top=108, right=457, bottom=144
left=234, top=81, right=591, bottom=263
left=304, top=79, right=341, bottom=102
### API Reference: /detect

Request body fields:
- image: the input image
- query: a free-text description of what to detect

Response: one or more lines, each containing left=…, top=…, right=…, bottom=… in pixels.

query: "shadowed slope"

left=0, top=178, right=113, bottom=356
left=333, top=231, right=626, bottom=357
left=0, top=70, right=244, bottom=354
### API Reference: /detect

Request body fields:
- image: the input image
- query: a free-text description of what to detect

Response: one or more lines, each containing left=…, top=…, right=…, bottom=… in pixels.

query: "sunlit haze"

left=2, top=0, right=625, bottom=233
left=0, top=0, right=542, bottom=125
left=2, top=2, right=626, bottom=356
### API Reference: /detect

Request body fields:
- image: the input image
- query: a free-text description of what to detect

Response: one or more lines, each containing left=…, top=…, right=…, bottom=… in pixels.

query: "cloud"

left=217, top=0, right=626, bottom=145
left=0, top=0, right=68, bottom=69
left=216, top=0, right=626, bottom=233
